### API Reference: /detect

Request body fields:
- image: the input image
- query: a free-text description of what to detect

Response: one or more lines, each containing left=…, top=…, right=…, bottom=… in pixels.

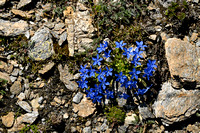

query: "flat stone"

left=11, top=68, right=19, bottom=76
left=72, top=92, right=83, bottom=104
left=17, top=101, right=32, bottom=113
left=31, top=97, right=40, bottom=109
left=28, top=27, right=54, bottom=61
left=17, top=0, right=32, bottom=9
left=0, top=19, right=29, bottom=36
left=10, top=80, right=22, bottom=95
left=1, top=112, right=15, bottom=128
left=73, top=96, right=96, bottom=117
left=165, top=38, right=200, bottom=88
left=63, top=113, right=69, bottom=119
left=0, top=71, right=11, bottom=84
left=11, top=9, right=32, bottom=18
left=54, top=23, right=65, bottom=31
left=58, top=64, right=78, bottom=91
left=58, top=31, right=67, bottom=46
left=153, top=82, right=200, bottom=125
left=38, top=62, right=55, bottom=74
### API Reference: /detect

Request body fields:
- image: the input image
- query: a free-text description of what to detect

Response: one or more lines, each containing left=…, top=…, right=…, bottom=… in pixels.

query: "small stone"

left=125, top=113, right=138, bottom=125
left=85, top=120, right=91, bottom=126
left=71, top=126, right=77, bottom=133
left=10, top=76, right=17, bottom=83
left=17, top=93, right=26, bottom=101
left=58, top=31, right=67, bottom=46
left=1, top=112, right=15, bottom=128
left=73, top=96, right=96, bottom=117
left=138, top=105, right=155, bottom=120
left=17, top=0, right=32, bottom=9
left=63, top=113, right=69, bottom=119
left=10, top=80, right=22, bottom=95
left=11, top=68, right=19, bottom=76
left=54, top=97, right=62, bottom=104
left=187, top=124, right=200, bottom=133
left=190, top=33, right=198, bottom=42
left=11, top=9, right=32, bottom=19
left=72, top=92, right=83, bottom=104
left=154, top=26, right=162, bottom=32
left=38, top=62, right=55, bottom=74
left=21, top=110, right=39, bottom=124
left=31, top=97, right=40, bottom=109
left=83, top=127, right=92, bottom=133
left=17, top=101, right=32, bottom=113
left=149, top=34, right=157, bottom=41
left=101, top=123, right=108, bottom=132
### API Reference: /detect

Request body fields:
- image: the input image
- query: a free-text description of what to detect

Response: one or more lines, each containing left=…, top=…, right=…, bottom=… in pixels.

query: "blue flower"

left=105, top=90, right=114, bottom=99
left=115, top=41, right=127, bottom=50
left=77, top=79, right=88, bottom=89
left=115, top=72, right=127, bottom=84
left=99, top=77, right=109, bottom=90
left=127, top=80, right=137, bottom=89
left=97, top=41, right=108, bottom=53
left=104, top=50, right=111, bottom=58
left=119, top=93, right=129, bottom=99
left=123, top=47, right=133, bottom=59
left=89, top=66, right=96, bottom=77
left=79, top=65, right=89, bottom=80
left=129, top=68, right=141, bottom=80
left=136, top=41, right=147, bottom=50
left=134, top=85, right=152, bottom=96
left=143, top=60, right=157, bottom=80
left=86, top=88, right=102, bottom=103
left=104, top=66, right=113, bottom=77
left=97, top=68, right=105, bottom=81
left=92, top=54, right=103, bottom=66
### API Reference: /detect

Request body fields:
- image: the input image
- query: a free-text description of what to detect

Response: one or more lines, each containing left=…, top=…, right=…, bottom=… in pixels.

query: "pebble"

left=72, top=92, right=83, bottom=104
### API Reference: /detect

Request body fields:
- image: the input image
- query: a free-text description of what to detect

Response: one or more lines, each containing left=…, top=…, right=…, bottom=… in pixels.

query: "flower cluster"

left=77, top=40, right=157, bottom=103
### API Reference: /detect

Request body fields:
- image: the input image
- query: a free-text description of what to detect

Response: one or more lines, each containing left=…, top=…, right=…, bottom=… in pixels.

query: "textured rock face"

left=165, top=38, right=200, bottom=88
left=0, top=19, right=29, bottom=36
left=64, top=2, right=95, bottom=56
left=153, top=82, right=200, bottom=125
left=28, top=27, right=54, bottom=61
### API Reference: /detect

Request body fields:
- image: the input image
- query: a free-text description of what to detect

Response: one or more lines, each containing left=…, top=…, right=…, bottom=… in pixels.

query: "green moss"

left=165, top=1, right=188, bottom=21
left=105, top=106, right=126, bottom=124
left=20, top=124, right=40, bottom=133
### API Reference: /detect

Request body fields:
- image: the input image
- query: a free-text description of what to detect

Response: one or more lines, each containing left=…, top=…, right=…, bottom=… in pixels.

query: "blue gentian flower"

left=104, top=50, right=111, bottom=58
left=115, top=41, right=127, bottom=50
left=129, top=68, right=141, bottom=80
left=92, top=54, right=103, bottom=66
left=119, top=93, right=129, bottom=99
left=89, top=66, right=96, bottom=77
left=136, top=41, right=147, bottom=50
left=77, top=79, right=88, bottom=89
left=104, top=66, right=113, bottom=77
left=127, top=80, right=137, bottom=89
left=97, top=68, right=105, bottom=81
left=99, top=77, right=109, bottom=90
left=105, top=90, right=114, bottom=99
left=123, top=47, right=133, bottom=59
left=134, top=85, right=152, bottom=96
left=115, top=72, right=127, bottom=84
left=97, top=41, right=108, bottom=53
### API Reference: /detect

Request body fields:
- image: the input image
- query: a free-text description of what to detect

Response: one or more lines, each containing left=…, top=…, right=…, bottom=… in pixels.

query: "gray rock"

left=0, top=0, right=6, bottom=6
left=118, top=125, right=128, bottom=133
left=155, top=0, right=176, bottom=8
left=17, top=101, right=32, bottom=113
left=58, top=31, right=67, bottom=46
left=10, top=76, right=17, bottom=83
left=0, top=19, right=29, bottom=36
left=17, top=0, right=32, bottom=9
left=138, top=105, right=155, bottom=120
left=101, top=123, right=108, bottom=132
left=28, top=27, right=54, bottom=61
left=83, top=127, right=92, bottom=133
left=11, top=68, right=19, bottom=76
left=72, top=92, right=83, bottom=104
left=153, top=82, right=200, bottom=125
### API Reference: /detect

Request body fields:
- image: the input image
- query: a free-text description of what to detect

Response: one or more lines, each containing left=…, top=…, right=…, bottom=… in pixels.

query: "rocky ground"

left=0, top=0, right=200, bottom=133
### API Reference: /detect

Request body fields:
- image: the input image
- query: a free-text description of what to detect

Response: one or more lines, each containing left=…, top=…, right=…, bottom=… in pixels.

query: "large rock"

left=153, top=82, right=200, bottom=125
left=64, top=3, right=95, bottom=56
left=28, top=27, right=54, bottom=61
left=0, top=19, right=29, bottom=36
left=165, top=38, right=200, bottom=88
